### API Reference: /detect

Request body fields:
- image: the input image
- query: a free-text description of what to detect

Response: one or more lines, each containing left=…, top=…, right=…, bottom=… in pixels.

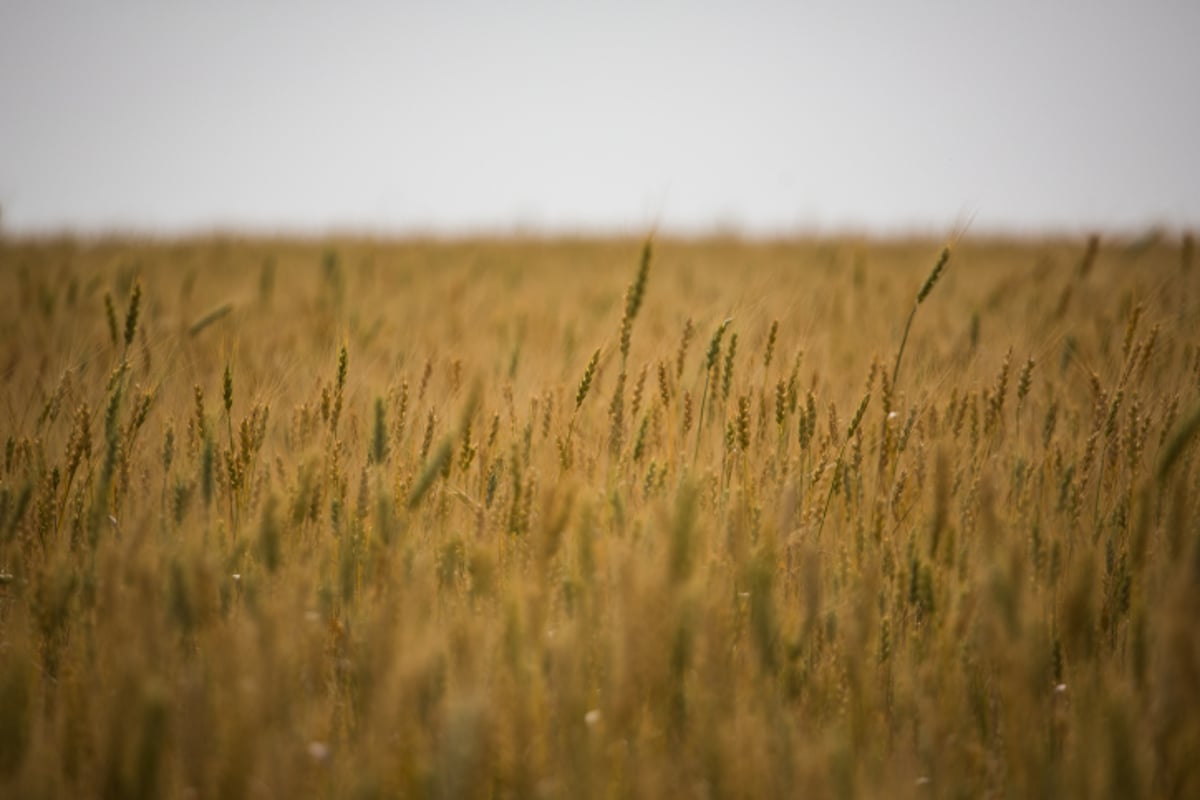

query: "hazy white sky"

left=1, top=1, right=1197, bottom=236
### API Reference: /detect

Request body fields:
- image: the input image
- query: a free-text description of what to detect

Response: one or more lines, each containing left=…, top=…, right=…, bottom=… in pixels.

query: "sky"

left=1, top=1, right=1198, bottom=237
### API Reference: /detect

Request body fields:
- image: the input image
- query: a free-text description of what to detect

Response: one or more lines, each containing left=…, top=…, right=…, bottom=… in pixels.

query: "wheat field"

left=1, top=233, right=1198, bottom=798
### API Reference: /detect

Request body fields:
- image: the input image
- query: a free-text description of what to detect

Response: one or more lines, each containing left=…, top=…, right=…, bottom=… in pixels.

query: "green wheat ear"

left=1158, top=404, right=1200, bottom=483
left=694, top=317, right=732, bottom=463
left=123, top=281, right=142, bottom=349
left=619, top=239, right=652, bottom=366
left=814, top=391, right=870, bottom=541
left=104, top=292, right=119, bottom=348
left=916, top=247, right=950, bottom=303
left=893, top=247, right=950, bottom=390
left=575, top=348, right=601, bottom=411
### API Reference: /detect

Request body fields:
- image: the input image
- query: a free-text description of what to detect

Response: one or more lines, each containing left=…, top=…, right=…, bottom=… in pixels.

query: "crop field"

left=0, top=233, right=1198, bottom=798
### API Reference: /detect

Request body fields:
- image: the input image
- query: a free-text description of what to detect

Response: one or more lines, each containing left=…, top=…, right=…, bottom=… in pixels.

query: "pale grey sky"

left=1, top=1, right=1197, bottom=236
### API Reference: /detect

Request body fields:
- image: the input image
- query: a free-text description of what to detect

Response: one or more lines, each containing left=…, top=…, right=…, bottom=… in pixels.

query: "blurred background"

left=1, top=1, right=1197, bottom=237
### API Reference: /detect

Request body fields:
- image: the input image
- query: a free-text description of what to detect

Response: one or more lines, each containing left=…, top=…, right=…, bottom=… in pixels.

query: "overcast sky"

left=1, top=1, right=1197, bottom=236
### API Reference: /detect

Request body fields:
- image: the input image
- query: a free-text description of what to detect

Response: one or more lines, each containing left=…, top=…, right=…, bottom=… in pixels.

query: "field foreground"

left=1, top=234, right=1199, bottom=798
